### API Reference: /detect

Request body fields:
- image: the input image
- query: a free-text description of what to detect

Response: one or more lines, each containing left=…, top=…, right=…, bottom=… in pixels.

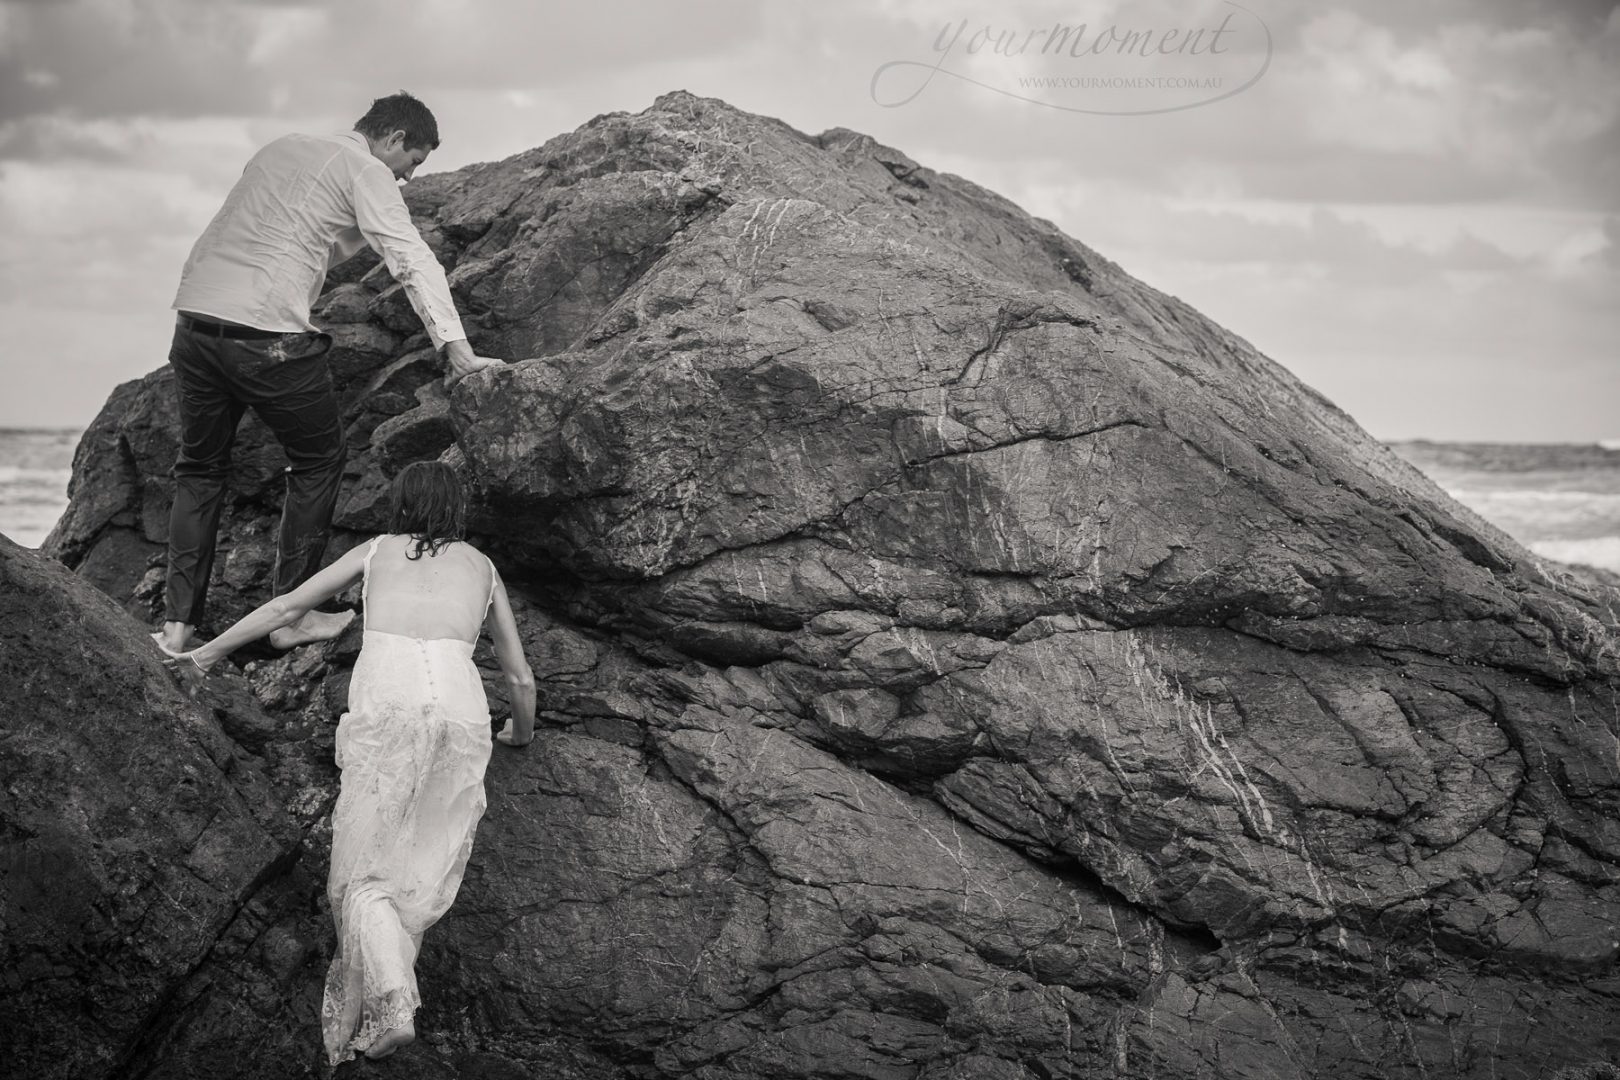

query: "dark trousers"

left=164, top=322, right=344, bottom=625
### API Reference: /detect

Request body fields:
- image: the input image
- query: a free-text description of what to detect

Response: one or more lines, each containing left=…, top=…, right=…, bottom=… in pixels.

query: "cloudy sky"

left=0, top=0, right=1615, bottom=441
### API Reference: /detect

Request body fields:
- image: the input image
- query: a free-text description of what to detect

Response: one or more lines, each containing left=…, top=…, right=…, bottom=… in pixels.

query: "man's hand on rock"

left=443, top=339, right=506, bottom=388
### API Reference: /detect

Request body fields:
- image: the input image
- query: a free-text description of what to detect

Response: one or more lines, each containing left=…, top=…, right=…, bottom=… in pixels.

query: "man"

left=154, top=91, right=501, bottom=654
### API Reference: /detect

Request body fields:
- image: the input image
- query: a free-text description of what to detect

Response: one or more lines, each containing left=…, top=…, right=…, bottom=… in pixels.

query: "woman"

left=172, top=461, right=536, bottom=1063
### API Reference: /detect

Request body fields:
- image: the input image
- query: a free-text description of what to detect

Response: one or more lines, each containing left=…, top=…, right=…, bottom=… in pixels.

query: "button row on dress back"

left=418, top=638, right=440, bottom=696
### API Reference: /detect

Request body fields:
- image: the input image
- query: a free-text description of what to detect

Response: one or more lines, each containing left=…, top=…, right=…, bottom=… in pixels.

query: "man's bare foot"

left=268, top=609, right=355, bottom=650
left=151, top=622, right=195, bottom=655
left=364, top=1020, right=415, bottom=1059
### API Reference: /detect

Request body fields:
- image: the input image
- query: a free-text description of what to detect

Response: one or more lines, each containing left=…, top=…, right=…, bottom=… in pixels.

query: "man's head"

left=354, top=91, right=439, bottom=181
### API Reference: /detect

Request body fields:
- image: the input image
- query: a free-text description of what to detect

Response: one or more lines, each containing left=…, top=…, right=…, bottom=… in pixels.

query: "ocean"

left=1386, top=439, right=1620, bottom=578
left=0, top=429, right=79, bottom=550
left=2, top=430, right=1619, bottom=576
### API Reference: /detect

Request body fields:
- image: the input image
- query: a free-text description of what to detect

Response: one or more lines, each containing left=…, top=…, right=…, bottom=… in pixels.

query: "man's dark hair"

left=354, top=91, right=440, bottom=151
left=388, top=461, right=465, bottom=559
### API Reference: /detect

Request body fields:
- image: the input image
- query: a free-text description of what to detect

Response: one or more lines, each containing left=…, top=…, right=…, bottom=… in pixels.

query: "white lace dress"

left=321, top=535, right=497, bottom=1064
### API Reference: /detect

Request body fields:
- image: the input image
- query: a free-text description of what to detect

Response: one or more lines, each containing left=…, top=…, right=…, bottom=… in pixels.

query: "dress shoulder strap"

left=360, top=535, right=385, bottom=630
left=483, top=553, right=499, bottom=618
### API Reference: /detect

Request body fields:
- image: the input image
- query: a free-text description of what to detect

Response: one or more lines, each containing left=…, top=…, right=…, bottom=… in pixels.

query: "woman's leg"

left=323, top=748, right=426, bottom=1063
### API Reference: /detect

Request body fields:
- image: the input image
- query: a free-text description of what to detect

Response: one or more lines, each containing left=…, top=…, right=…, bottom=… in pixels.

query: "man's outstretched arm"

left=351, top=163, right=505, bottom=385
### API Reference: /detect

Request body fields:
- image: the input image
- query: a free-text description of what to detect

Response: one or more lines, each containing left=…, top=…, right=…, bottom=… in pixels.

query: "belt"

left=177, top=314, right=288, bottom=340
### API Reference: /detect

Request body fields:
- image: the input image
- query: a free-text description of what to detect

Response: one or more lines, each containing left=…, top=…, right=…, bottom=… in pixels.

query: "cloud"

left=0, top=0, right=769, bottom=123
left=1009, top=173, right=1542, bottom=291
left=1437, top=230, right=1523, bottom=271
left=0, top=0, right=285, bottom=119
left=1261, top=6, right=1620, bottom=208
left=0, top=159, right=215, bottom=312
left=291, top=0, right=765, bottom=88
left=864, top=0, right=1620, bottom=211
left=0, top=113, right=258, bottom=179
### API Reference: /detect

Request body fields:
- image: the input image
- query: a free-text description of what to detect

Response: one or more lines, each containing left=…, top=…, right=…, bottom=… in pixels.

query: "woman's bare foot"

left=268, top=609, right=355, bottom=650
left=364, top=1020, right=415, bottom=1059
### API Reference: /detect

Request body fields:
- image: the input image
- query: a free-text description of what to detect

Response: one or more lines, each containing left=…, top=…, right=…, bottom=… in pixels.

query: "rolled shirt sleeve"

left=351, top=163, right=467, bottom=349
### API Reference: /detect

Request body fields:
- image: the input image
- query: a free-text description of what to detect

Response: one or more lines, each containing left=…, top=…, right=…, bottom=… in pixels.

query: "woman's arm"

left=485, top=567, right=536, bottom=747
left=179, top=544, right=369, bottom=671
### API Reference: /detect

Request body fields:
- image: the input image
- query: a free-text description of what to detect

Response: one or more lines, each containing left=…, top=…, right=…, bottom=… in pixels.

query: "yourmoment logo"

left=871, top=2, right=1272, bottom=116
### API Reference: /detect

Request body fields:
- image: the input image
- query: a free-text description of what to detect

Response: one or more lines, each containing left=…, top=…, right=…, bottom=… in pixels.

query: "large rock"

left=25, top=90, right=1620, bottom=1078
left=0, top=533, right=308, bottom=1076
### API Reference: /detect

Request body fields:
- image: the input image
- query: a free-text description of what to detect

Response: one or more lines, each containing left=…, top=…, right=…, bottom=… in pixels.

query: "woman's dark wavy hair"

left=388, top=461, right=465, bottom=560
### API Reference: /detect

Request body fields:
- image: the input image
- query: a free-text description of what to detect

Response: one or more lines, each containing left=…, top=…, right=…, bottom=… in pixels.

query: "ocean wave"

left=0, top=432, right=79, bottom=471
left=1447, top=489, right=1620, bottom=504
left=1530, top=537, right=1620, bottom=574
left=0, top=437, right=75, bottom=546
left=0, top=465, right=72, bottom=485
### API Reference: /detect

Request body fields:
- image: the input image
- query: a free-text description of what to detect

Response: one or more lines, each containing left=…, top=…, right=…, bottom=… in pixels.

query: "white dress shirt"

left=172, top=131, right=466, bottom=349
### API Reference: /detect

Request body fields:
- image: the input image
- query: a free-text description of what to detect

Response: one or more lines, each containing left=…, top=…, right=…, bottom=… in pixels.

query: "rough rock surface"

left=18, top=91, right=1620, bottom=1078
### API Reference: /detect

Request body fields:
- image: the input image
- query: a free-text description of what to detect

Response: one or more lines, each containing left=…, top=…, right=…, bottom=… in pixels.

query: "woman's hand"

left=495, top=718, right=532, bottom=748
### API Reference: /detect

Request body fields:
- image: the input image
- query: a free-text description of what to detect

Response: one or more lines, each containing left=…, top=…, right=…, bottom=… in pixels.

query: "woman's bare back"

left=362, top=535, right=495, bottom=644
